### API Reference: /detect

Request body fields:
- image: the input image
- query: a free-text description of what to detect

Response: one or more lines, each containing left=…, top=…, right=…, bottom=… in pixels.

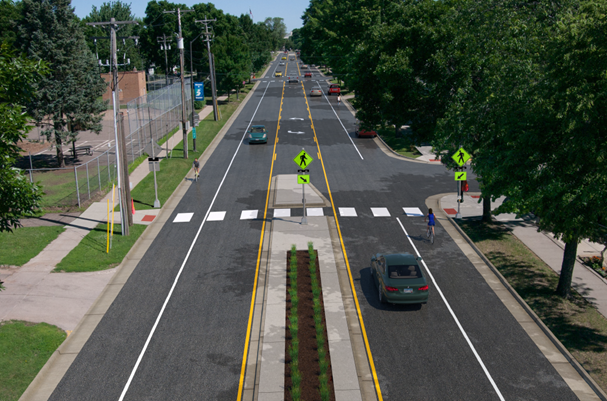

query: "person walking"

left=192, top=158, right=200, bottom=181
left=337, top=94, right=342, bottom=105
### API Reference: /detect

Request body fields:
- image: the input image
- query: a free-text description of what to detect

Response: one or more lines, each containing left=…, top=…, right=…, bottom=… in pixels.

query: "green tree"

left=0, top=43, right=48, bottom=232
left=16, top=0, right=107, bottom=167
left=213, top=33, right=250, bottom=98
left=0, top=0, right=22, bottom=47
left=82, top=1, right=144, bottom=73
left=264, top=17, right=286, bottom=50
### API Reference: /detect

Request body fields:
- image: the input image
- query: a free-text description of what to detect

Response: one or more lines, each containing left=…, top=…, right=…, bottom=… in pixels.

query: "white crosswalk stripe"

left=240, top=210, right=258, bottom=220
left=173, top=213, right=194, bottom=223
left=403, top=207, right=424, bottom=217
left=307, top=208, right=324, bottom=217
left=339, top=207, right=357, bottom=217
left=207, top=211, right=226, bottom=221
left=274, top=209, right=291, bottom=217
left=371, top=207, right=391, bottom=217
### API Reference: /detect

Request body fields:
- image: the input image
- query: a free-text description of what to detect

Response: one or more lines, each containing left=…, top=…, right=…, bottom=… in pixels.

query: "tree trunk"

left=556, top=241, right=578, bottom=298
left=55, top=135, right=65, bottom=167
left=71, top=141, right=76, bottom=159
left=482, top=195, right=492, bottom=223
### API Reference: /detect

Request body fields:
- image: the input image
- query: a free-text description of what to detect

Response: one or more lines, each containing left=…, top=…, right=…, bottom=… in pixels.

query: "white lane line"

left=371, top=207, right=390, bottom=217
left=118, top=80, right=273, bottom=401
left=403, top=207, right=424, bottom=217
left=240, top=210, right=258, bottom=220
left=395, top=217, right=506, bottom=401
left=316, top=82, right=363, bottom=160
left=273, top=209, right=291, bottom=217
left=207, top=211, right=226, bottom=221
left=339, top=207, right=357, bottom=217
left=173, top=213, right=194, bottom=223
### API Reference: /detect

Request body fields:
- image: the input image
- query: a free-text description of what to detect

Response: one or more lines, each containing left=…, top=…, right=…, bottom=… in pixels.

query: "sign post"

left=451, top=147, right=471, bottom=219
left=293, top=149, right=314, bottom=225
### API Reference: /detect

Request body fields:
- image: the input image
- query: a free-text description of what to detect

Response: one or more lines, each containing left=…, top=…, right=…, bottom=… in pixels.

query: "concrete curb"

left=19, top=72, right=264, bottom=401
left=432, top=194, right=607, bottom=401
left=373, top=134, right=430, bottom=164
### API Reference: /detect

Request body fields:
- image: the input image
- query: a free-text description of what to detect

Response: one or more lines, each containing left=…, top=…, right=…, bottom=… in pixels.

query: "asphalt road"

left=49, top=53, right=578, bottom=400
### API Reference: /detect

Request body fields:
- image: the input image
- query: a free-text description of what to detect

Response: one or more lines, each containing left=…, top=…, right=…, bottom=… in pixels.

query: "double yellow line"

left=298, top=68, right=384, bottom=401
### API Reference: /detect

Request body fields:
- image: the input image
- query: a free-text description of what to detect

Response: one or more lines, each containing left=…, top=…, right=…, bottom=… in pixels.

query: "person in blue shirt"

left=425, top=208, right=436, bottom=238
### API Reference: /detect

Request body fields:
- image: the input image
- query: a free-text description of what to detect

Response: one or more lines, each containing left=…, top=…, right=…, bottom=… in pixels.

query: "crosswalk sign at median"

left=452, top=147, right=471, bottom=167
left=455, top=172, right=467, bottom=181
left=293, top=149, right=313, bottom=169
left=298, top=175, right=310, bottom=184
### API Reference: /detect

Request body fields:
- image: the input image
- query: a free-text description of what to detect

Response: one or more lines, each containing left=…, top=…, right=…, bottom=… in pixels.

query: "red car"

left=304, top=72, right=312, bottom=78
left=356, top=128, right=377, bottom=138
left=328, top=84, right=340, bottom=96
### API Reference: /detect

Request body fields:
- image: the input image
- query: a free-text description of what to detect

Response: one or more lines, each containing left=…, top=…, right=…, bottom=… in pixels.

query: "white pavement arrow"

left=288, top=130, right=305, bottom=134
left=289, top=118, right=304, bottom=120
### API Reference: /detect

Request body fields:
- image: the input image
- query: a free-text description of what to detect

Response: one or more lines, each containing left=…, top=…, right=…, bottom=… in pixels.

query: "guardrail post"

left=86, top=162, right=90, bottom=199
left=97, top=157, right=101, bottom=191
left=74, top=165, right=81, bottom=208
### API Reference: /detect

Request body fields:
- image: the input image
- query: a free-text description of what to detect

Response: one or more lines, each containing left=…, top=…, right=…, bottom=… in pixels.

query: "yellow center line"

left=299, top=79, right=384, bottom=400
left=237, top=80, right=286, bottom=401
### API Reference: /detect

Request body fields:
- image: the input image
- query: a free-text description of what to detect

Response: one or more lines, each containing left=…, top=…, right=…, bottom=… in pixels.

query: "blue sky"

left=71, top=0, right=309, bottom=32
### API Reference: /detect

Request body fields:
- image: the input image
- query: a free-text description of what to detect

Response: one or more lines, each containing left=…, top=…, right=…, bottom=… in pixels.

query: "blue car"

left=248, top=125, right=268, bottom=144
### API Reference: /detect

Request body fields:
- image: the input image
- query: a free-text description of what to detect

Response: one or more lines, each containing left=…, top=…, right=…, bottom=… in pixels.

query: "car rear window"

left=388, top=265, right=422, bottom=279
left=330, top=84, right=339, bottom=88
left=250, top=127, right=265, bottom=133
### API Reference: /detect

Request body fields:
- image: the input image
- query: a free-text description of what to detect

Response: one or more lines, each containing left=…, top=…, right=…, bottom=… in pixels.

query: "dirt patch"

left=285, top=250, right=336, bottom=401
left=17, top=140, right=50, bottom=156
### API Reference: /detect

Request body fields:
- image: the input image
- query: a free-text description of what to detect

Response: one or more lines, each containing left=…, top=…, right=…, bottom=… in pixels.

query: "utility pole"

left=190, top=31, right=204, bottom=151
left=156, top=34, right=173, bottom=86
left=87, top=18, right=138, bottom=236
left=196, top=16, right=218, bottom=121
left=164, top=8, right=193, bottom=159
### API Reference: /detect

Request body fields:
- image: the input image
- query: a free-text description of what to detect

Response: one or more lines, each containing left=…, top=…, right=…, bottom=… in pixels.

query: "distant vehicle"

left=302, top=64, right=309, bottom=69
left=248, top=125, right=268, bottom=144
left=275, top=71, right=282, bottom=77
left=310, top=89, right=322, bottom=97
left=304, top=72, right=312, bottom=78
left=282, top=56, right=287, bottom=60
left=327, top=84, right=340, bottom=96
left=371, top=253, right=429, bottom=305
left=288, top=76, right=299, bottom=84
left=356, top=128, right=377, bottom=138
left=290, top=57, right=295, bottom=61
left=279, top=62, right=285, bottom=66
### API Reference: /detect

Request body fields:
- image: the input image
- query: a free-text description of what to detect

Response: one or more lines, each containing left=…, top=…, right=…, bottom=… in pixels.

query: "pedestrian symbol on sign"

left=293, top=149, right=313, bottom=169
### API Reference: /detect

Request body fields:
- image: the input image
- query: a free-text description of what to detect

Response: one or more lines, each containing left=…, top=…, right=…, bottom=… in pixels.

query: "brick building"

left=101, top=70, right=146, bottom=104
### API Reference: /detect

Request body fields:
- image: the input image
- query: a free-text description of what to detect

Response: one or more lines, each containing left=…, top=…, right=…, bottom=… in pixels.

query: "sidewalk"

left=0, top=98, right=226, bottom=332
left=440, top=193, right=607, bottom=319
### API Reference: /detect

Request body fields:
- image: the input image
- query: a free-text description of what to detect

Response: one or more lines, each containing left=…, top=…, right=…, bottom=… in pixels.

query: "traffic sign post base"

left=154, top=199, right=161, bottom=208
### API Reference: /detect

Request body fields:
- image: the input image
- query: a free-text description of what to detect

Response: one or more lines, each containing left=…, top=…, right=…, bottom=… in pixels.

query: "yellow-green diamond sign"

left=452, top=147, right=471, bottom=167
left=293, top=149, right=313, bottom=169
left=297, top=175, right=310, bottom=184
left=455, top=172, right=467, bottom=181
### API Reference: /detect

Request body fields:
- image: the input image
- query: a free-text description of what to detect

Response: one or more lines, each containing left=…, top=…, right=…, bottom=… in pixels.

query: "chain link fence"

left=26, top=78, right=192, bottom=209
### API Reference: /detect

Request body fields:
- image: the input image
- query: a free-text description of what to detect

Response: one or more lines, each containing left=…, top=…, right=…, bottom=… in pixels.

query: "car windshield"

left=388, top=265, right=422, bottom=279
left=250, top=127, right=265, bottom=133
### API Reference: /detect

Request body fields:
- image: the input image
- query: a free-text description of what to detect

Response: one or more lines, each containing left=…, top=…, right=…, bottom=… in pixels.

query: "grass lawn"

left=0, top=227, right=65, bottom=266
left=376, top=127, right=422, bottom=158
left=0, top=320, right=66, bottom=401
left=129, top=98, right=243, bottom=211
left=54, top=223, right=145, bottom=272
left=458, top=219, right=607, bottom=391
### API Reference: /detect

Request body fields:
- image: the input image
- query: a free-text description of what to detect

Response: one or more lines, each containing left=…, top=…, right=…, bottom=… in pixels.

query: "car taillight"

left=385, top=286, right=398, bottom=292
left=418, top=285, right=429, bottom=291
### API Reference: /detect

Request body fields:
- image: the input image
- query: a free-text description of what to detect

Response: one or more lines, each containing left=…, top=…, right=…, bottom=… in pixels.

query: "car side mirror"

left=371, top=256, right=376, bottom=262
left=416, top=256, right=423, bottom=261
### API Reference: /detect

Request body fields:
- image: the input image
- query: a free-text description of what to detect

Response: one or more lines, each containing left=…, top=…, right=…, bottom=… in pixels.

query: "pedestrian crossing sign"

left=452, top=147, right=470, bottom=167
left=293, top=149, right=313, bottom=169
left=298, top=175, right=310, bottom=184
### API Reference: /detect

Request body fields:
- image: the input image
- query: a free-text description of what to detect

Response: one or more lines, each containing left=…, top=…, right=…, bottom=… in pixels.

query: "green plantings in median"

left=0, top=320, right=66, bottom=401
left=580, top=256, right=607, bottom=278
left=286, top=244, right=301, bottom=400
left=308, top=241, right=334, bottom=400
left=377, top=127, right=422, bottom=158
left=0, top=226, right=65, bottom=267
left=54, top=223, right=145, bottom=272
